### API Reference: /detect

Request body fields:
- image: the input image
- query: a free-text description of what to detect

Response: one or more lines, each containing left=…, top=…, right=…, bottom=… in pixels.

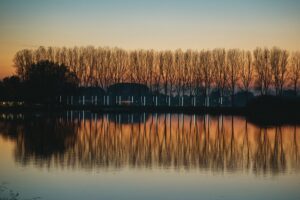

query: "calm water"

left=0, top=112, right=300, bottom=200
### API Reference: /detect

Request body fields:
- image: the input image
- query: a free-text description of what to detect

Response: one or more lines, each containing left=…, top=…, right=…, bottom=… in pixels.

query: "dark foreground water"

left=0, top=112, right=299, bottom=200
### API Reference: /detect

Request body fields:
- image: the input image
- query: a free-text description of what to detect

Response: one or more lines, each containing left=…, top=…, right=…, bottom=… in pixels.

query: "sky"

left=0, top=0, right=300, bottom=78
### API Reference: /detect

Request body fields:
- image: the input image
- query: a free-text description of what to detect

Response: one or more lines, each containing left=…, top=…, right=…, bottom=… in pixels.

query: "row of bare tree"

left=14, top=46, right=300, bottom=98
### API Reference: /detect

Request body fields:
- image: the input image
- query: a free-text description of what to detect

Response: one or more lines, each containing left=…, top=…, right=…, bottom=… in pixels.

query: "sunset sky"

left=1, top=0, right=300, bottom=78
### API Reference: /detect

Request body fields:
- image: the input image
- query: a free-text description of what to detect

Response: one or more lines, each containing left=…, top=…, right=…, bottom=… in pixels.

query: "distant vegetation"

left=1, top=46, right=300, bottom=108
left=13, top=46, right=300, bottom=103
left=0, top=61, right=78, bottom=104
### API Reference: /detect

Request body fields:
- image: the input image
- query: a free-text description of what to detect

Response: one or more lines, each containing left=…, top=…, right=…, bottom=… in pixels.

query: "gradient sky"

left=1, top=0, right=300, bottom=78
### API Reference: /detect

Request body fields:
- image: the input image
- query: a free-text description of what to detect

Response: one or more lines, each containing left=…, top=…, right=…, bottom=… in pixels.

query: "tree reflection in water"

left=0, top=112, right=299, bottom=175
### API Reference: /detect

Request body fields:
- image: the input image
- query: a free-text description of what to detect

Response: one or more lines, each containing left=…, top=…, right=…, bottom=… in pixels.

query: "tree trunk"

left=245, top=89, right=249, bottom=105
left=231, top=86, right=234, bottom=107
left=152, top=96, right=155, bottom=105
left=193, top=96, right=196, bottom=107
left=181, top=96, right=184, bottom=107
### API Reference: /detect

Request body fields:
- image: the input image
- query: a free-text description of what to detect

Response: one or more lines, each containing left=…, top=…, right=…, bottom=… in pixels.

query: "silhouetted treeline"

left=0, top=60, right=78, bottom=103
left=13, top=46, right=300, bottom=106
left=0, top=75, right=23, bottom=101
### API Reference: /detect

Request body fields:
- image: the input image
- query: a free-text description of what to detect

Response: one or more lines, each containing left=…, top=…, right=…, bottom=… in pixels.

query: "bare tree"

left=137, top=50, right=148, bottom=87
left=77, top=47, right=87, bottom=86
left=145, top=50, right=155, bottom=91
left=253, top=48, right=264, bottom=94
left=35, top=46, right=47, bottom=62
left=194, top=51, right=203, bottom=97
left=83, top=46, right=97, bottom=86
left=152, top=51, right=161, bottom=94
left=212, top=48, right=227, bottom=106
left=262, top=48, right=272, bottom=95
left=165, top=51, right=175, bottom=97
left=271, top=47, right=289, bottom=95
left=200, top=50, right=214, bottom=107
left=174, top=49, right=184, bottom=98
left=13, top=49, right=34, bottom=80
left=96, top=47, right=110, bottom=89
left=253, top=48, right=272, bottom=95
left=60, top=47, right=68, bottom=66
left=190, top=50, right=201, bottom=104
left=227, top=49, right=242, bottom=106
left=46, top=46, right=56, bottom=62
left=278, top=49, right=289, bottom=95
left=184, top=49, right=194, bottom=97
left=290, top=51, right=300, bottom=95
left=239, top=50, right=253, bottom=98
left=119, top=48, right=130, bottom=83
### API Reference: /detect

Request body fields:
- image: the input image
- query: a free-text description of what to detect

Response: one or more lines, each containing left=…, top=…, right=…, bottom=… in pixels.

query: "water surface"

left=0, top=112, right=299, bottom=200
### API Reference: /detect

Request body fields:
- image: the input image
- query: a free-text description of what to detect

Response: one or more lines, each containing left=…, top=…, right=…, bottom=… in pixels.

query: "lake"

left=0, top=112, right=299, bottom=200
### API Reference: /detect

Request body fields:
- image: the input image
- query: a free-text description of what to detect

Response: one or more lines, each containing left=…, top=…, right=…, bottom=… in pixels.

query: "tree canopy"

left=0, top=76, right=22, bottom=101
left=23, top=60, right=79, bottom=103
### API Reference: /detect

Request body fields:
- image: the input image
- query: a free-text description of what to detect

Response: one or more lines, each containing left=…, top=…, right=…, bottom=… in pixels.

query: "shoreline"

left=0, top=104, right=246, bottom=114
left=0, top=104, right=299, bottom=126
